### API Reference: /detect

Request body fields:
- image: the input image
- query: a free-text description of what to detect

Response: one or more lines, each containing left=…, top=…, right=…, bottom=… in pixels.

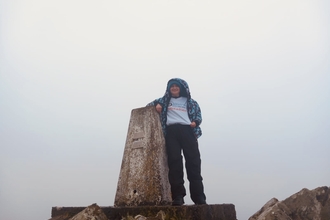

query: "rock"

left=249, top=186, right=330, bottom=220
left=49, top=204, right=108, bottom=220
left=69, top=203, right=108, bottom=220
left=131, top=210, right=165, bottom=220
left=50, top=204, right=108, bottom=220
left=51, top=204, right=237, bottom=220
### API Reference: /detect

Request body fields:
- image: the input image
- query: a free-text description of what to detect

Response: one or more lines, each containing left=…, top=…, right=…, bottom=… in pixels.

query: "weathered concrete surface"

left=114, top=106, right=172, bottom=206
left=249, top=186, right=330, bottom=220
left=51, top=204, right=237, bottom=220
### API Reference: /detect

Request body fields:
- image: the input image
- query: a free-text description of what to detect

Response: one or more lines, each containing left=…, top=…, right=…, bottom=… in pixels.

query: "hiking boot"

left=172, top=197, right=184, bottom=206
left=194, top=198, right=207, bottom=205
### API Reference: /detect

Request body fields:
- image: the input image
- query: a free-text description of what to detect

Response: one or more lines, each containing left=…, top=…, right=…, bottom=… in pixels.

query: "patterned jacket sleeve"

left=188, top=99, right=203, bottom=139
left=146, top=97, right=165, bottom=107
left=190, top=99, right=202, bottom=126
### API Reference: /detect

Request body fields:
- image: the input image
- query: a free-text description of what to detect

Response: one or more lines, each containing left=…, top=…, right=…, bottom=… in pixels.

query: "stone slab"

left=51, top=204, right=237, bottom=220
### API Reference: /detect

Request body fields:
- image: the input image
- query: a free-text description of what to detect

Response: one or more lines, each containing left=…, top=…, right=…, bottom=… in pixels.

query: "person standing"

left=147, top=78, right=206, bottom=206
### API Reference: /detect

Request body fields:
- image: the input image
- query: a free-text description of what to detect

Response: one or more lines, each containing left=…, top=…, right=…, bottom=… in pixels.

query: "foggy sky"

left=1, top=1, right=329, bottom=219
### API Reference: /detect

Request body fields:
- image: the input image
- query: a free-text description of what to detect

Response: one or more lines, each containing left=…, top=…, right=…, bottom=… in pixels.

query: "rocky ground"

left=49, top=186, right=330, bottom=220
left=249, top=186, right=330, bottom=220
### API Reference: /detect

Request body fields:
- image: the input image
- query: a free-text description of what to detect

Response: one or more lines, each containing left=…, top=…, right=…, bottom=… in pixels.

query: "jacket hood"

left=165, top=78, right=191, bottom=99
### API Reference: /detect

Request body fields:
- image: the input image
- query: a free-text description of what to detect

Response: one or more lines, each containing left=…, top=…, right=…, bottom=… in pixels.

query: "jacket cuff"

left=194, top=120, right=201, bottom=126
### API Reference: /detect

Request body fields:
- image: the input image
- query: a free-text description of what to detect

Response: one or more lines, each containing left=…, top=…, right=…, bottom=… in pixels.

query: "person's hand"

left=156, top=104, right=162, bottom=113
left=190, top=121, right=196, bottom=128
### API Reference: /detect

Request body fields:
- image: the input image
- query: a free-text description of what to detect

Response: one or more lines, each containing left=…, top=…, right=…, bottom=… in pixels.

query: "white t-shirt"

left=166, top=97, right=191, bottom=126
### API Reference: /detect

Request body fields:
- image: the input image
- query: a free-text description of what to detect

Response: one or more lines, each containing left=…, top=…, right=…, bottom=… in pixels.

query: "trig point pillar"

left=114, top=106, right=172, bottom=206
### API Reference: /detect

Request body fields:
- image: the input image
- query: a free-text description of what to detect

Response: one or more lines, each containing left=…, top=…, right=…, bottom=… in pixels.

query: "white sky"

left=0, top=1, right=329, bottom=219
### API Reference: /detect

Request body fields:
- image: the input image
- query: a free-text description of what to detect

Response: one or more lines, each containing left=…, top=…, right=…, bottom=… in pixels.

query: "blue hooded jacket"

left=147, top=78, right=202, bottom=139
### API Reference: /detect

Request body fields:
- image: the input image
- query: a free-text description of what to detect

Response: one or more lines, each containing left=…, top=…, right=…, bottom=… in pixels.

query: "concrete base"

left=51, top=204, right=237, bottom=220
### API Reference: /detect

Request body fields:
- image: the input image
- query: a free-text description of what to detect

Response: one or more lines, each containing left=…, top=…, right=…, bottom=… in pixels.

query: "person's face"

left=170, top=84, right=180, bottom=97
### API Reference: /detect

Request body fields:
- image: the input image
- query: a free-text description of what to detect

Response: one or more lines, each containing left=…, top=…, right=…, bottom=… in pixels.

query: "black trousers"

left=165, top=124, right=206, bottom=203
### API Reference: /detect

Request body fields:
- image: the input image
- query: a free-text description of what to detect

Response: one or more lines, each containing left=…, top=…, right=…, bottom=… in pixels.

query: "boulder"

left=70, top=203, right=107, bottom=220
left=49, top=203, right=108, bottom=220
left=249, top=186, right=330, bottom=220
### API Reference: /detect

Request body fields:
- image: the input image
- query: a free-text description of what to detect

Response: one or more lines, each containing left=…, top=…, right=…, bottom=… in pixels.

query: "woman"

left=147, top=78, right=206, bottom=206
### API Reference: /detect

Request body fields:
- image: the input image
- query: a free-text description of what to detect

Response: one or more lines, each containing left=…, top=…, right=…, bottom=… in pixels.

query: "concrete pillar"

left=114, top=106, right=172, bottom=207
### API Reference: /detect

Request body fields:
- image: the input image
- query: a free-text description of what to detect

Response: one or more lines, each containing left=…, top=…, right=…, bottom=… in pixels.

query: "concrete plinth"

left=51, top=204, right=237, bottom=220
left=114, top=106, right=172, bottom=206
